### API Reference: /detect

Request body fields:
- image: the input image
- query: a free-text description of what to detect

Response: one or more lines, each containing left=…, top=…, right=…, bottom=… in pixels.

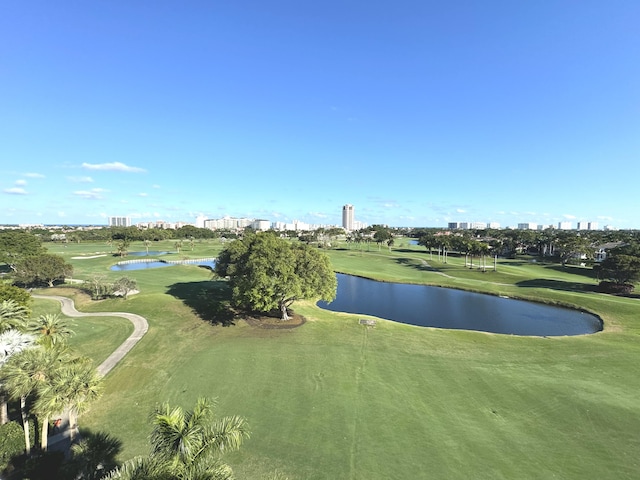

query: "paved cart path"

left=32, top=294, right=149, bottom=451
left=32, top=294, right=149, bottom=376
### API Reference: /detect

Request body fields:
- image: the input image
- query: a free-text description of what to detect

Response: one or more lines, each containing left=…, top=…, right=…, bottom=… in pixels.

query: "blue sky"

left=1, top=1, right=639, bottom=229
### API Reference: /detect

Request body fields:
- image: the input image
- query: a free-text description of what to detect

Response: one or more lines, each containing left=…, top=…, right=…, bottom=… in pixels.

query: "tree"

left=87, top=274, right=113, bottom=300
left=106, top=397, right=249, bottom=480
left=116, top=239, right=130, bottom=258
left=13, top=253, right=73, bottom=287
left=27, top=313, right=74, bottom=350
left=46, top=358, right=102, bottom=443
left=113, top=277, right=138, bottom=299
left=0, top=300, right=29, bottom=334
left=215, top=233, right=337, bottom=321
left=1, top=347, right=64, bottom=454
left=600, top=254, right=640, bottom=287
left=0, top=284, right=32, bottom=313
left=0, top=330, right=35, bottom=424
left=373, top=228, right=392, bottom=251
left=0, top=231, right=45, bottom=271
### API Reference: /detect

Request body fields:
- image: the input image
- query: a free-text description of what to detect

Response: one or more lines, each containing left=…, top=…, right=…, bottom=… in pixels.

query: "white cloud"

left=138, top=193, right=148, bottom=197
left=68, top=176, right=94, bottom=183
left=152, top=184, right=161, bottom=189
left=456, top=208, right=466, bottom=213
left=81, top=162, right=146, bottom=173
left=3, top=187, right=27, bottom=195
left=308, top=212, right=328, bottom=218
left=73, top=188, right=107, bottom=199
left=24, top=172, right=45, bottom=178
left=15, top=179, right=27, bottom=186
left=563, top=214, right=576, bottom=219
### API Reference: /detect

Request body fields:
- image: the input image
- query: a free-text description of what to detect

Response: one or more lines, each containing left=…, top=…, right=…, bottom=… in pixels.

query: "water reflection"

left=318, top=273, right=601, bottom=336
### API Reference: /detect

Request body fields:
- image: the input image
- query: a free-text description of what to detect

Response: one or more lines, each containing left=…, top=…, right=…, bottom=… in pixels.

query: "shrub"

left=597, top=281, right=634, bottom=295
left=0, top=421, right=25, bottom=473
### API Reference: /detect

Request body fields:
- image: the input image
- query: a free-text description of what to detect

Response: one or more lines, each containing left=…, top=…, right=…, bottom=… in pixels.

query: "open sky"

left=1, top=1, right=639, bottom=229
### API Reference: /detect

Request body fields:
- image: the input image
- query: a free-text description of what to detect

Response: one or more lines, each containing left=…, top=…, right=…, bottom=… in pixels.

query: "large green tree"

left=600, top=254, right=640, bottom=286
left=215, top=233, right=337, bottom=321
left=13, top=253, right=73, bottom=287
left=0, top=231, right=45, bottom=271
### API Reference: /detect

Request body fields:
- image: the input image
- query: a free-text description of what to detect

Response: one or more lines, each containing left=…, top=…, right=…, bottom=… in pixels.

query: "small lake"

left=318, top=273, right=602, bottom=336
left=127, top=251, right=172, bottom=256
left=111, top=260, right=216, bottom=271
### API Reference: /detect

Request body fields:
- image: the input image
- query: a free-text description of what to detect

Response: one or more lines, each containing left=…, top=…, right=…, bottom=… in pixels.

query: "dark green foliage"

left=600, top=254, right=640, bottom=287
left=13, top=254, right=73, bottom=287
left=0, top=231, right=46, bottom=269
left=0, top=284, right=32, bottom=312
left=216, top=232, right=337, bottom=320
left=0, top=421, right=26, bottom=472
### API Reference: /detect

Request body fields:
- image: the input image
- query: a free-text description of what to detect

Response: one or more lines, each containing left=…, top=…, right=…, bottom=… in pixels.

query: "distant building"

left=448, top=222, right=460, bottom=229
left=342, top=204, right=354, bottom=231
left=195, top=215, right=206, bottom=229
left=109, top=216, right=131, bottom=227
left=488, top=222, right=501, bottom=229
left=251, top=219, right=271, bottom=231
left=558, top=221, right=572, bottom=230
left=588, top=222, right=599, bottom=230
left=518, top=222, right=537, bottom=230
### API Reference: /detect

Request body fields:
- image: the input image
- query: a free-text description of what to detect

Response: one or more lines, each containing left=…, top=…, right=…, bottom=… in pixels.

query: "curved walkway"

left=32, top=294, right=149, bottom=451
left=31, top=294, right=149, bottom=376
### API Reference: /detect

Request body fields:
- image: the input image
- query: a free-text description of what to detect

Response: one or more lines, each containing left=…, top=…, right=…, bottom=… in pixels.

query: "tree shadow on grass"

left=516, top=278, right=598, bottom=293
left=4, top=429, right=121, bottom=480
left=543, top=264, right=597, bottom=280
left=395, top=257, right=438, bottom=273
left=166, top=280, right=236, bottom=326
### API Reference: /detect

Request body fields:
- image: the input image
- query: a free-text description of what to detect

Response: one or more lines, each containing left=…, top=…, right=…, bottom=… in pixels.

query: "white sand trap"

left=71, top=254, right=107, bottom=259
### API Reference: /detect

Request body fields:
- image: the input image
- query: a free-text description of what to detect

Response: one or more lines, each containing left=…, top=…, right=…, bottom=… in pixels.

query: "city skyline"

left=1, top=3, right=639, bottom=229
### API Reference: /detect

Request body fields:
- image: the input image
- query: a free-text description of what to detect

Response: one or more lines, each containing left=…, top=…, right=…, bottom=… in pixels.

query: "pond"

left=317, top=273, right=602, bottom=336
left=126, top=251, right=172, bottom=256
left=111, top=260, right=216, bottom=271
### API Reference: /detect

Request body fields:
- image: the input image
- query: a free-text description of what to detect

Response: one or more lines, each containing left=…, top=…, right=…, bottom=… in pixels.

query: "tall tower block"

left=342, top=204, right=354, bottom=231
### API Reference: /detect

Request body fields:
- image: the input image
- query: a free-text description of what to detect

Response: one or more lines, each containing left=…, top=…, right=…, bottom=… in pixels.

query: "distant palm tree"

left=27, top=313, right=74, bottom=350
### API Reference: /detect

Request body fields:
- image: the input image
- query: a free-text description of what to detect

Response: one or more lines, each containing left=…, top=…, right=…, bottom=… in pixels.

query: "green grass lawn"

left=31, top=241, right=640, bottom=479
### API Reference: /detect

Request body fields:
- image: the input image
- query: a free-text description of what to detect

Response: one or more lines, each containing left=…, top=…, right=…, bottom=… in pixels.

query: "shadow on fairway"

left=516, top=278, right=597, bottom=293
left=3, top=428, right=122, bottom=480
left=395, top=257, right=437, bottom=272
left=166, top=280, right=235, bottom=326
left=543, top=264, right=597, bottom=280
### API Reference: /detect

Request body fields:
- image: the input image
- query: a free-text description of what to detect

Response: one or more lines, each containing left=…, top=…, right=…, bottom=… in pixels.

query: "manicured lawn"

left=32, top=241, right=640, bottom=479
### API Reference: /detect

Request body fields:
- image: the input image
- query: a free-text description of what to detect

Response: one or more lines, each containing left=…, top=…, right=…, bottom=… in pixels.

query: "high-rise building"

left=109, top=216, right=131, bottom=227
left=342, top=204, right=354, bottom=231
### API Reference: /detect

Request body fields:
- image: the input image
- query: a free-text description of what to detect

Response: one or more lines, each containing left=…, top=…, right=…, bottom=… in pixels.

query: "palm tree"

left=107, top=397, right=249, bottom=480
left=0, top=330, right=35, bottom=424
left=1, top=346, right=64, bottom=454
left=149, top=397, right=249, bottom=479
left=27, top=313, right=74, bottom=349
left=0, top=299, right=29, bottom=333
left=55, top=359, right=102, bottom=442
